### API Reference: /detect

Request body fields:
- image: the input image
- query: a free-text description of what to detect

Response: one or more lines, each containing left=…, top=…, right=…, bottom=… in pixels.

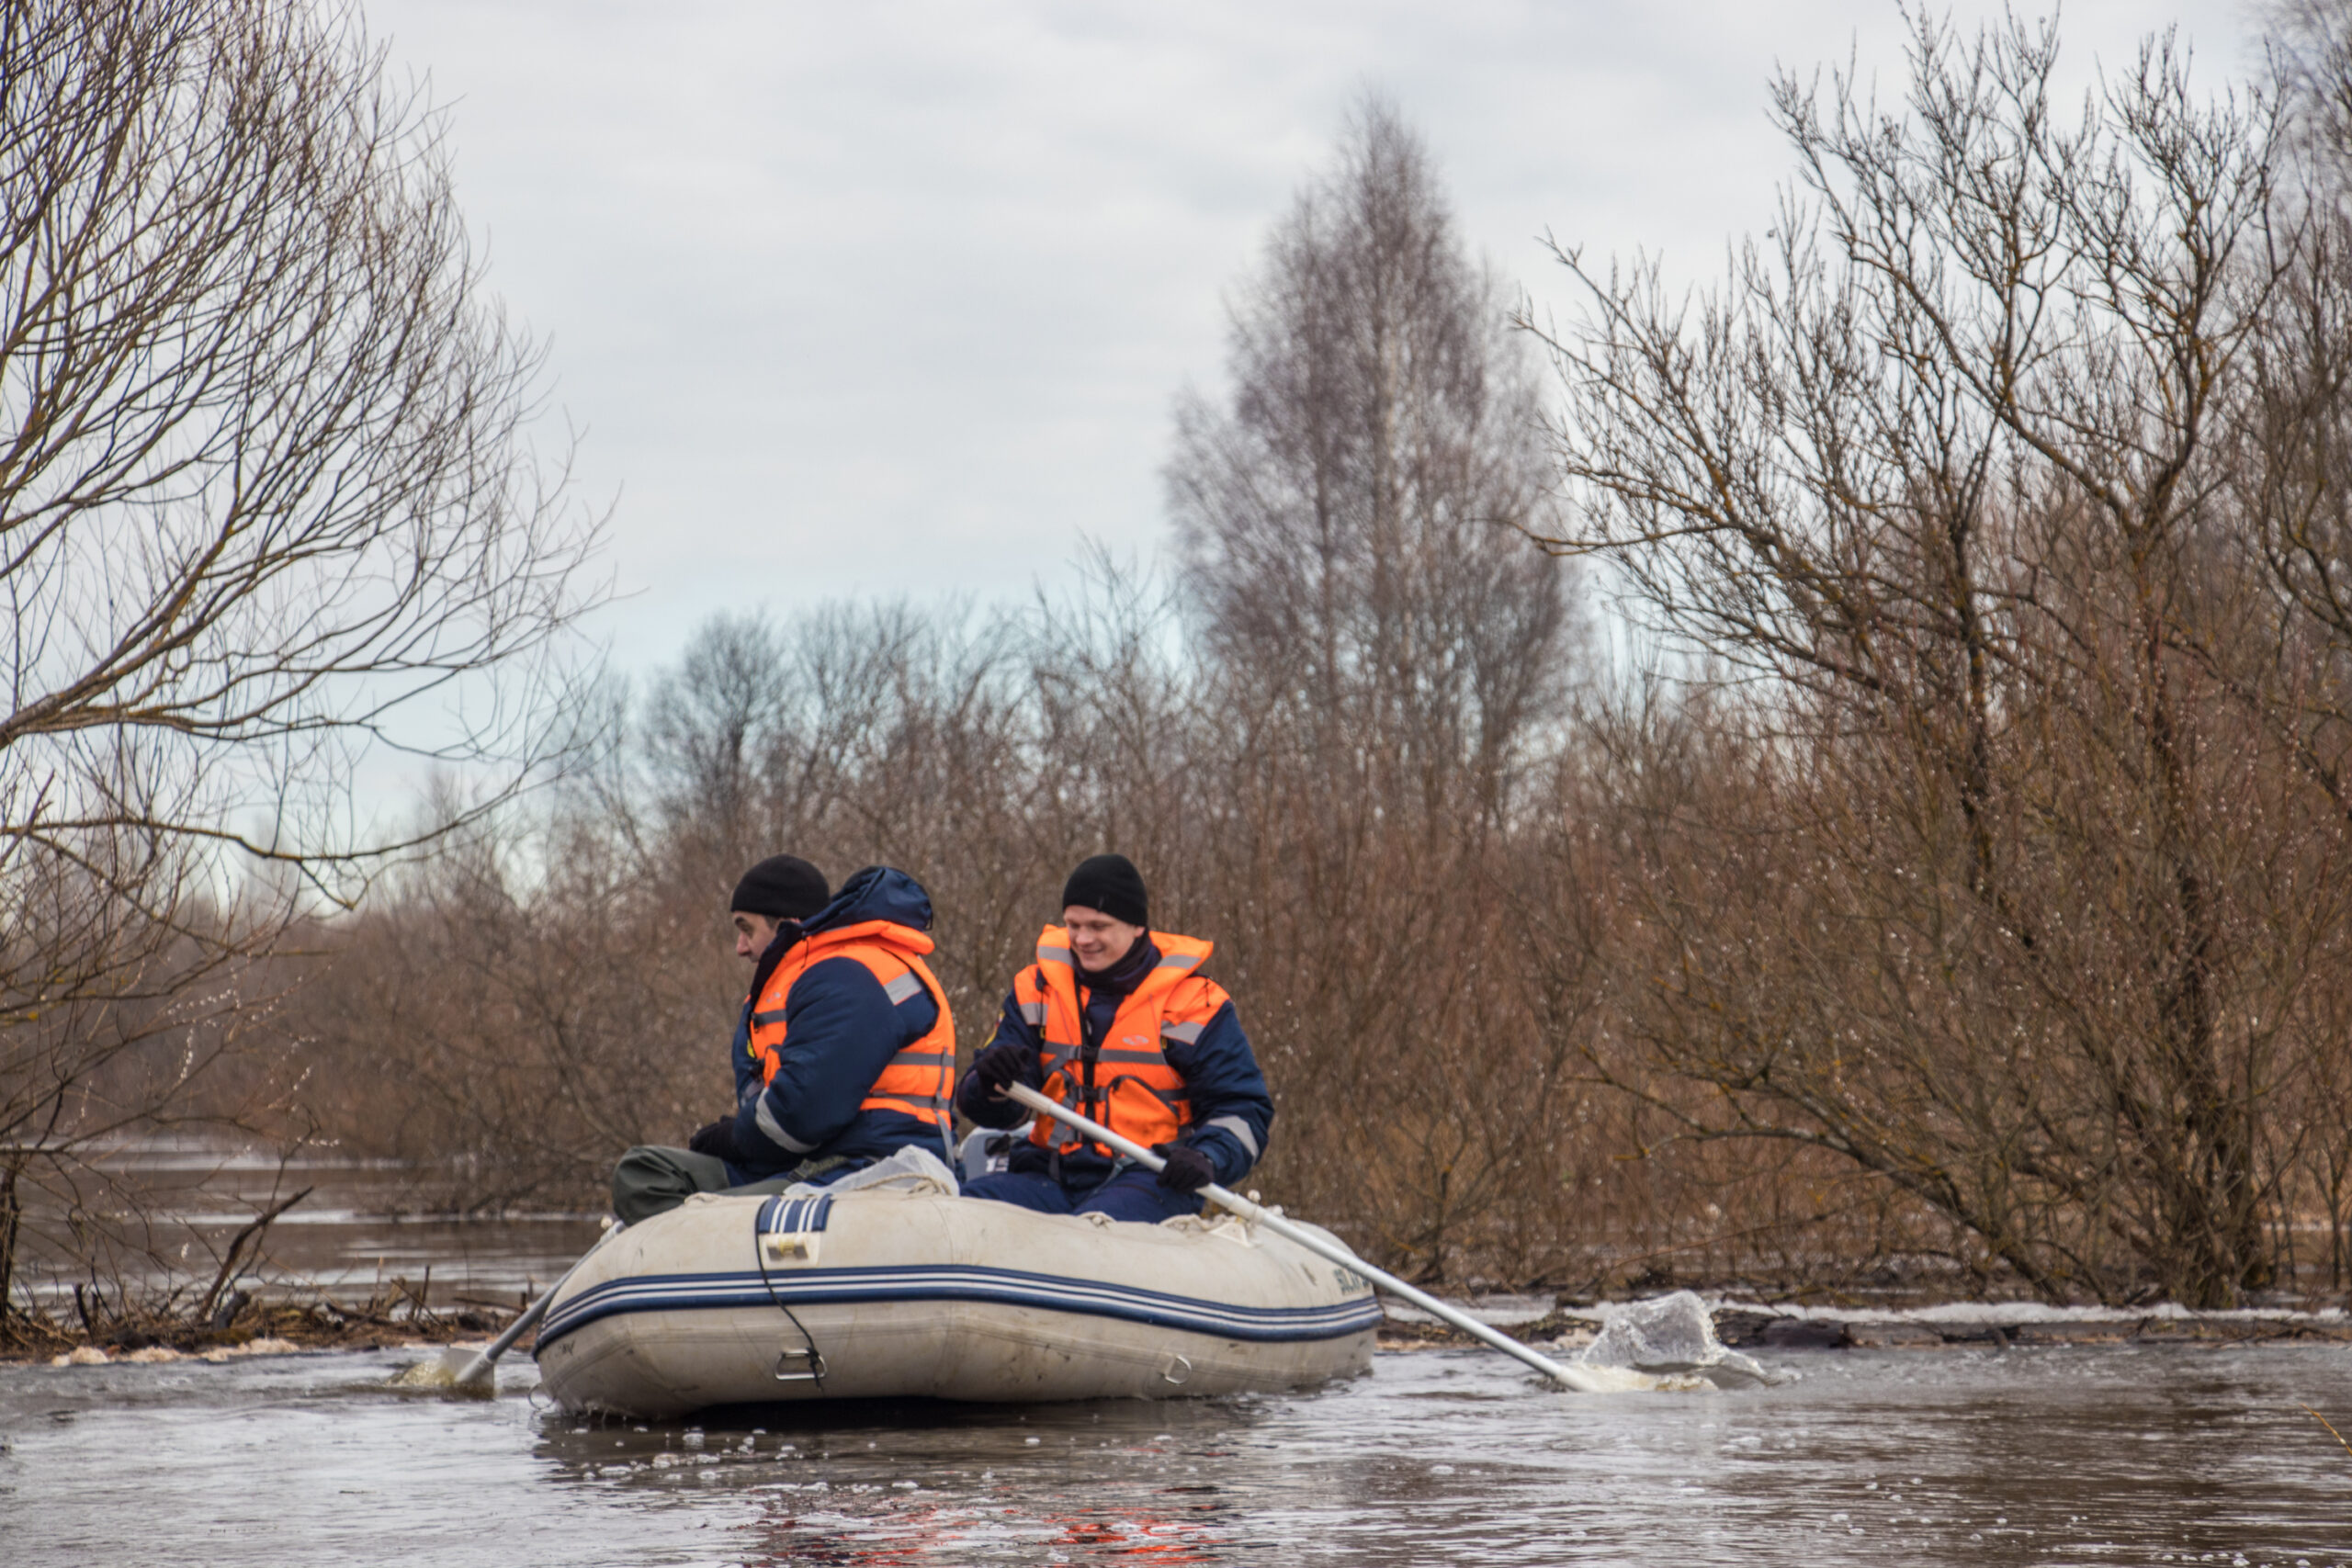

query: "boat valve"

left=761, top=1234, right=819, bottom=1267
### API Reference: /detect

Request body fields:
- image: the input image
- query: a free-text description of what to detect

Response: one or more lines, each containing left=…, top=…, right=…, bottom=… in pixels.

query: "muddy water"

left=6, top=1340, right=2350, bottom=1565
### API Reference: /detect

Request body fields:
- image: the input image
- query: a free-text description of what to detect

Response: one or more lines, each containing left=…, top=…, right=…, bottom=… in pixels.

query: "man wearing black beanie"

left=954, top=853, right=1273, bottom=1223
left=729, top=853, right=831, bottom=927
left=610, top=854, right=957, bottom=1223
left=1059, top=852, right=1148, bottom=928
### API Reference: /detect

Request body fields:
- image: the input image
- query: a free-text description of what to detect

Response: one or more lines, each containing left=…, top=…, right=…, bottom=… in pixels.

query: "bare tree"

left=2223, top=0, right=2352, bottom=1292
left=1171, top=95, right=1572, bottom=826
left=0, top=0, right=599, bottom=1331
left=1526, top=11, right=2335, bottom=1305
left=1167, top=96, right=1585, bottom=1279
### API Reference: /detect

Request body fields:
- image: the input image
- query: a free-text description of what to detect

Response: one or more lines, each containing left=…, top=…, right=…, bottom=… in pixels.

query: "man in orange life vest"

left=608, top=856, right=956, bottom=1224
left=956, top=854, right=1272, bottom=1224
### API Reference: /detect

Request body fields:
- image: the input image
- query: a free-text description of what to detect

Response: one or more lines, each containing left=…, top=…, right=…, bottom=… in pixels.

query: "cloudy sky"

left=362, top=0, right=2260, bottom=672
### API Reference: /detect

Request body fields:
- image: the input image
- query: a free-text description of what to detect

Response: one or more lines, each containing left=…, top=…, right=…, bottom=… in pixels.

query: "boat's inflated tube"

left=535, top=1157, right=1377, bottom=1417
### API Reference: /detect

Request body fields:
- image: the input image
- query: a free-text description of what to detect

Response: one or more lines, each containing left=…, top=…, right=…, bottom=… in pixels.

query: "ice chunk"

left=1577, top=1291, right=1791, bottom=1389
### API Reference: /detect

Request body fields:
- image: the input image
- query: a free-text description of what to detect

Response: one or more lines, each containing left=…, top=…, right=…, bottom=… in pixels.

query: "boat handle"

left=773, top=1347, right=828, bottom=1383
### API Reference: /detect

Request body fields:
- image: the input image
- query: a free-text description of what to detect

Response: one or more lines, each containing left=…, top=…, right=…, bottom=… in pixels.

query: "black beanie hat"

left=1061, top=853, right=1148, bottom=928
left=731, top=854, right=830, bottom=921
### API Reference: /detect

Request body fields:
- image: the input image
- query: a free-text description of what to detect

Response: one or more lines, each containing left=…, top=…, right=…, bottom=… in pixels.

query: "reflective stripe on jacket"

left=1022, top=924, right=1225, bottom=1159
left=749, top=919, right=954, bottom=1134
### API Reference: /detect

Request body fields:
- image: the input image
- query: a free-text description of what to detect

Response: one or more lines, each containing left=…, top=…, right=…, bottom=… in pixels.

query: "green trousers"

left=608, top=1145, right=850, bottom=1225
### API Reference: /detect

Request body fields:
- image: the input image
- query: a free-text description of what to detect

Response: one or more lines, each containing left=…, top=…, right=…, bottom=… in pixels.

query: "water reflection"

left=5, top=1343, right=2351, bottom=1565
left=531, top=1395, right=1266, bottom=1563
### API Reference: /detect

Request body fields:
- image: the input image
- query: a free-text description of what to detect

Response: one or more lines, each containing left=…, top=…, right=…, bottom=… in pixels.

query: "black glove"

left=687, top=1117, right=737, bottom=1160
left=970, top=1039, right=1030, bottom=1094
left=1153, top=1142, right=1215, bottom=1193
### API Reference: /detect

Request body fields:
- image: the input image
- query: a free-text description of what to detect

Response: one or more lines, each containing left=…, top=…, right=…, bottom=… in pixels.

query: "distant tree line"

left=294, top=98, right=1603, bottom=1288
left=12, top=3, right=2352, bottom=1332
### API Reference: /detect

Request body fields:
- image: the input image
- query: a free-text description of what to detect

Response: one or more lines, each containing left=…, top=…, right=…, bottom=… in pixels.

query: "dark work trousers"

left=960, top=1167, right=1204, bottom=1224
left=608, top=1145, right=852, bottom=1225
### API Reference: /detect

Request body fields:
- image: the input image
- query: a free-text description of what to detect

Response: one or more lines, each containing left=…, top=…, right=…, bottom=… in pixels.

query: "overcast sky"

left=361, top=0, right=2261, bottom=674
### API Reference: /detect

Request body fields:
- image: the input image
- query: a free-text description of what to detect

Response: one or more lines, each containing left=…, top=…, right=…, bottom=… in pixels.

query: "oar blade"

left=384, top=1345, right=498, bottom=1396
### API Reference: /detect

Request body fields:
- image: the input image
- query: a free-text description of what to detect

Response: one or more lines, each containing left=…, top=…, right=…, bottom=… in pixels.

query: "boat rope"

left=753, top=1197, right=828, bottom=1389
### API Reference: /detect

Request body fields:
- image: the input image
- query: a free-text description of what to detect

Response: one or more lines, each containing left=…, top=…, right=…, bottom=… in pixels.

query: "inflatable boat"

left=532, top=1156, right=1382, bottom=1418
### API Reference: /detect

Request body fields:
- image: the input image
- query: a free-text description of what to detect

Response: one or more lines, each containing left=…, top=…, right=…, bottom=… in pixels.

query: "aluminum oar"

left=397, top=1224, right=616, bottom=1394
left=1001, top=1082, right=1608, bottom=1392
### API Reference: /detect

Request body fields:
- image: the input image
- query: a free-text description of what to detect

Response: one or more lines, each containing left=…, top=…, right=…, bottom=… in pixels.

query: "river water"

left=7, top=1139, right=604, bottom=1312
left=6, top=1337, right=2350, bottom=1565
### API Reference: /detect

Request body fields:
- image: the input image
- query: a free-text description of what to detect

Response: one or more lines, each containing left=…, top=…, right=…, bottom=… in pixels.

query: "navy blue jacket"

left=955, top=936, right=1273, bottom=1190
left=727, top=866, right=950, bottom=1179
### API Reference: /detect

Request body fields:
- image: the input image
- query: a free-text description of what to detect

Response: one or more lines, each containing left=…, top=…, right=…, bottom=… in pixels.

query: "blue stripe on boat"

left=536, top=1263, right=1383, bottom=1351
left=754, top=1193, right=834, bottom=1235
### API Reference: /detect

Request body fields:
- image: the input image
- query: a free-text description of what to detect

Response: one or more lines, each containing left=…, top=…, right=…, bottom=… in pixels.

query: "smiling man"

left=955, top=853, right=1272, bottom=1223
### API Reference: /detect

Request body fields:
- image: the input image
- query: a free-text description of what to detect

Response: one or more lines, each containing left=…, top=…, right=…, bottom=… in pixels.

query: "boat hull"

left=534, top=1187, right=1380, bottom=1417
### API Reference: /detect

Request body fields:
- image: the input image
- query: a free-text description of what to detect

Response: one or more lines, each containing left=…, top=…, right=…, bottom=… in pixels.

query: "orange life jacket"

left=1021, top=925, right=1227, bottom=1160
left=747, top=919, right=954, bottom=1130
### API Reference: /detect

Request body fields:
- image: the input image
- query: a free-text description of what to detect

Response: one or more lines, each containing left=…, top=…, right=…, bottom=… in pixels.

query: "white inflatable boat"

left=533, top=1157, right=1382, bottom=1418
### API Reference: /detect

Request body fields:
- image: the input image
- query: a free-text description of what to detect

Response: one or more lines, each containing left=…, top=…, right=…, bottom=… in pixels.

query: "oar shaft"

left=453, top=1224, right=617, bottom=1385
left=455, top=1282, right=556, bottom=1383
left=1000, top=1083, right=1599, bottom=1390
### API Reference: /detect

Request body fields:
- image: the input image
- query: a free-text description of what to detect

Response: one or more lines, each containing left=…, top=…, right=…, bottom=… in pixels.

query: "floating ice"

left=1578, top=1292, right=1791, bottom=1389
